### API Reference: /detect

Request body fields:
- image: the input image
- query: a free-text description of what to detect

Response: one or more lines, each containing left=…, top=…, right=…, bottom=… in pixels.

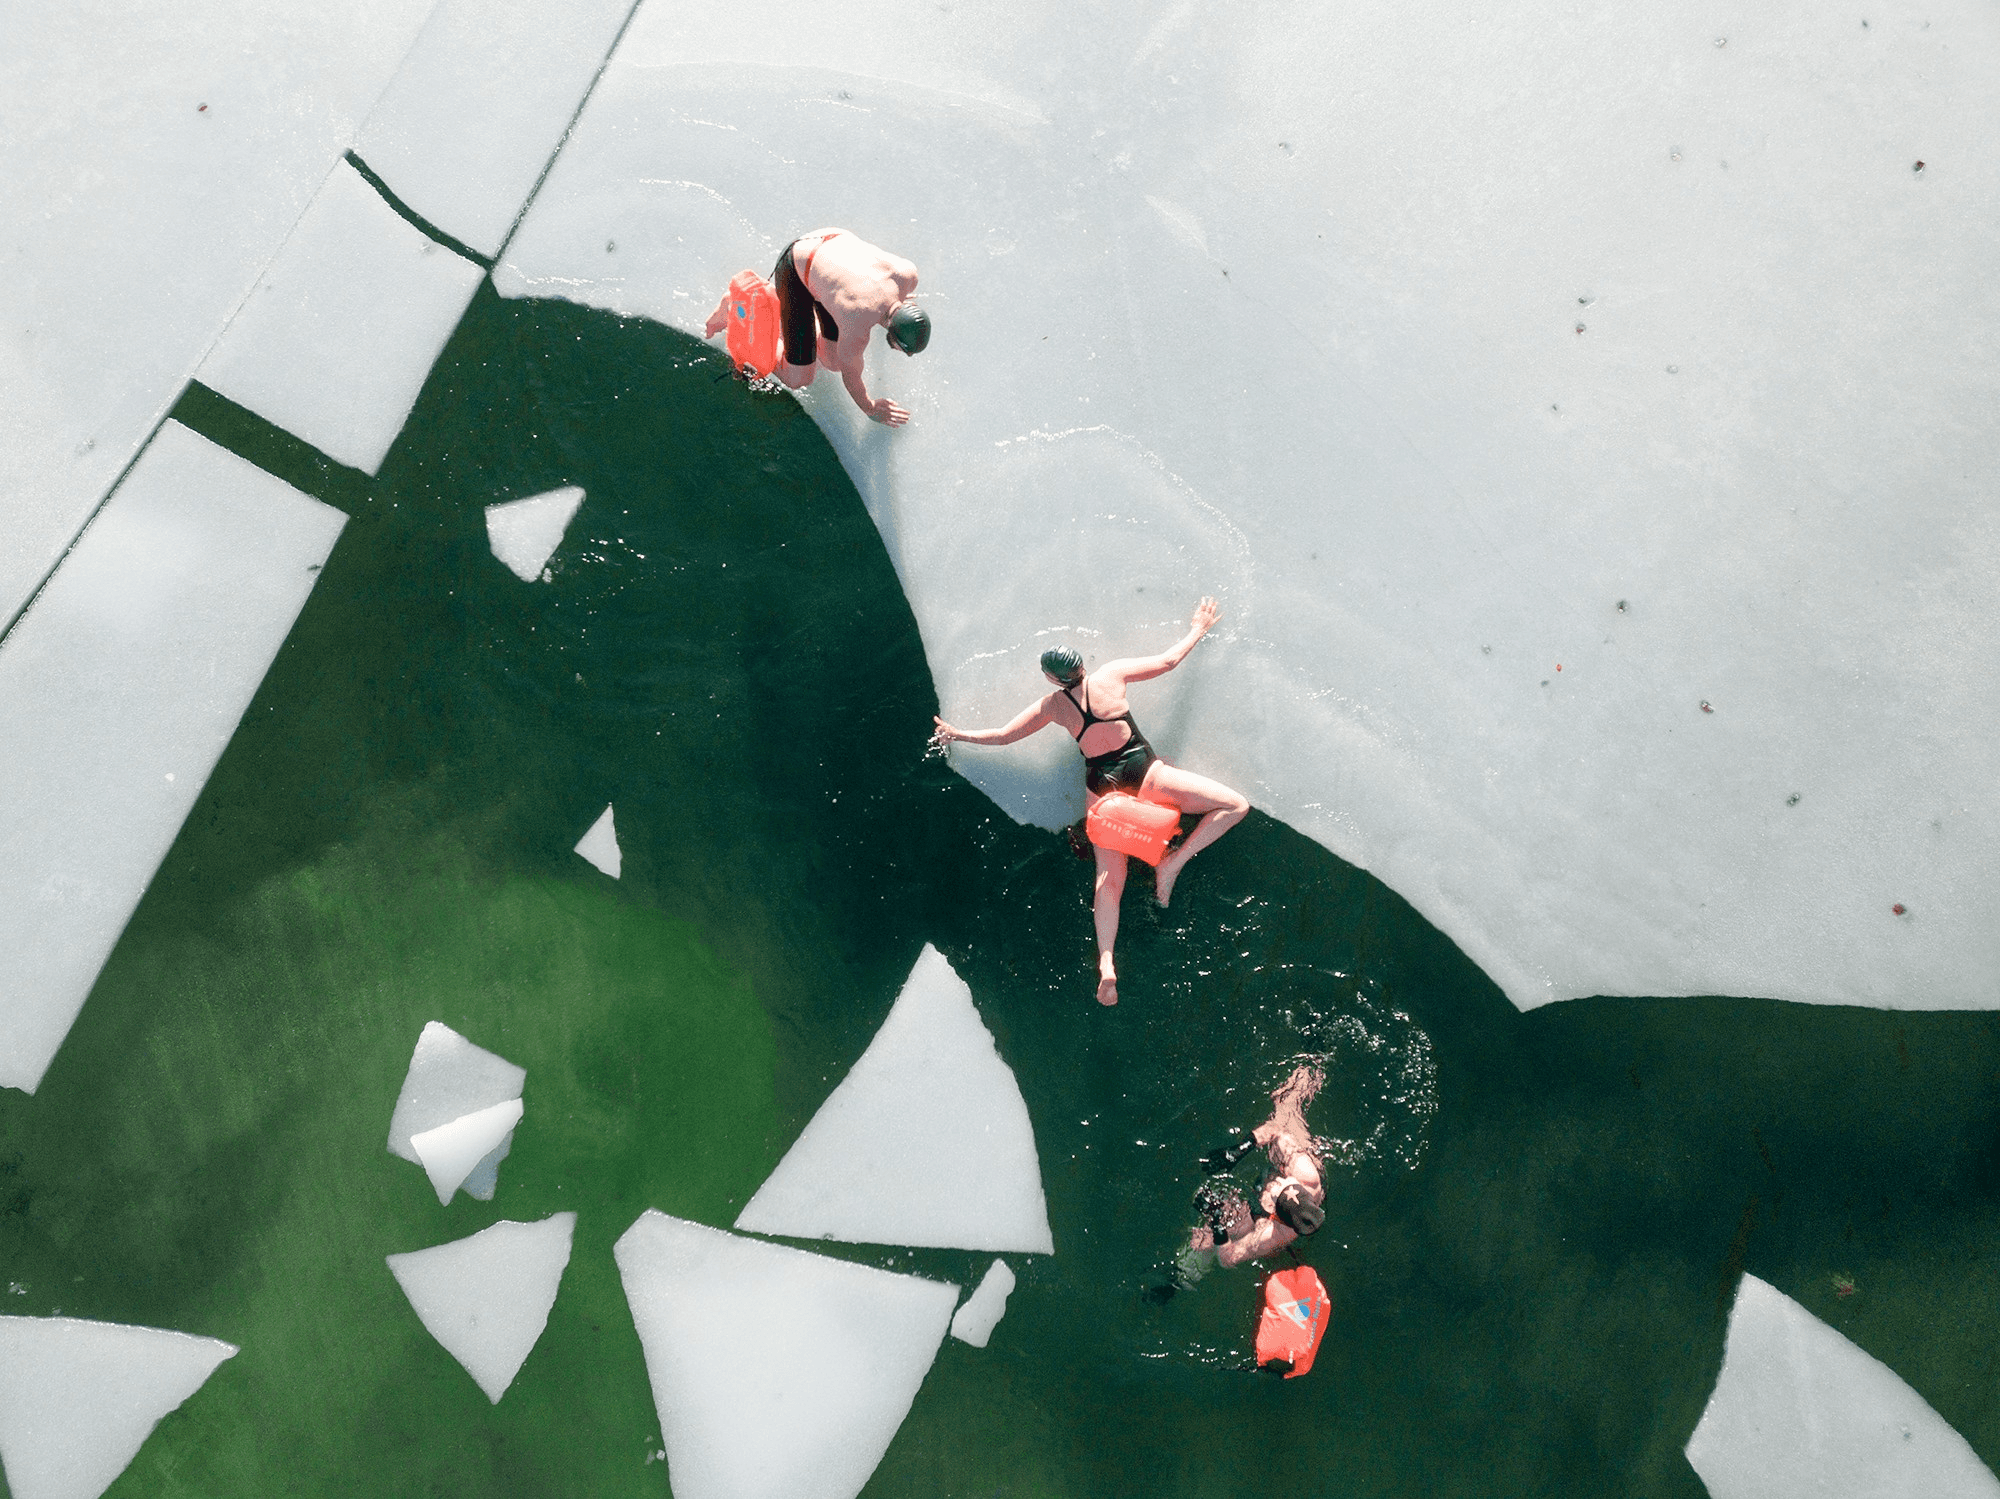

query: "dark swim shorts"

left=773, top=241, right=840, bottom=368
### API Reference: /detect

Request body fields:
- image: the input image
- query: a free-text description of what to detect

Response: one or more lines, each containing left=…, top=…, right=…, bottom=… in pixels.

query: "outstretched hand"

left=1191, top=596, right=1221, bottom=635
left=929, top=716, right=958, bottom=753
left=872, top=398, right=912, bottom=427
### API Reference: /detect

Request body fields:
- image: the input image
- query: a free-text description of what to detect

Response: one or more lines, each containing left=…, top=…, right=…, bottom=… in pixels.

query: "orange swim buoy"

left=1084, top=794, right=1181, bottom=866
left=724, top=269, right=781, bottom=378
left=1255, top=1265, right=1330, bottom=1379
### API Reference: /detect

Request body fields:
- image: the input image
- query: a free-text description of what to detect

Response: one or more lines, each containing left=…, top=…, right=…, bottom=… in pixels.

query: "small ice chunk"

left=948, top=1259, right=1015, bottom=1348
left=736, top=945, right=1053, bottom=1253
left=573, top=802, right=621, bottom=878
left=197, top=159, right=485, bottom=474
left=410, top=1097, right=525, bottom=1205
left=614, top=1211, right=958, bottom=1499
left=0, top=1316, right=236, bottom=1499
left=1686, top=1274, right=2000, bottom=1498
left=386, top=1213, right=575, bottom=1404
left=0, top=422, right=344, bottom=1095
left=485, top=486, right=585, bottom=582
left=386, top=1022, right=525, bottom=1164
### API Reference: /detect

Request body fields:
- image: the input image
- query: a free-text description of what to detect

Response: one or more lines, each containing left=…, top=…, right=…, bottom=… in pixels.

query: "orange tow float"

left=722, top=269, right=781, bottom=379
left=1255, top=1265, right=1330, bottom=1379
left=1084, top=793, right=1182, bottom=866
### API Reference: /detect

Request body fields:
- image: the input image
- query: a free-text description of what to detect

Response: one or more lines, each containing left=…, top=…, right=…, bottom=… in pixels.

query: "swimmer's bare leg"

left=1141, top=763, right=1250, bottom=907
left=1093, top=845, right=1127, bottom=1006
left=702, top=291, right=731, bottom=339
left=774, top=353, right=815, bottom=390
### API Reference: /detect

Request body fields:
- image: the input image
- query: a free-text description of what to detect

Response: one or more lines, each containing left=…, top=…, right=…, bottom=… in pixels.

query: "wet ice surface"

left=948, top=1259, right=1015, bottom=1349
left=0, top=0, right=434, bottom=629
left=386, top=1214, right=575, bottom=1404
left=0, top=421, right=345, bottom=1093
left=198, top=158, right=485, bottom=474
left=736, top=945, right=1054, bottom=1253
left=0, top=1316, right=236, bottom=1499
left=615, top=1211, right=958, bottom=1499
left=354, top=0, right=635, bottom=258
left=486, top=484, right=585, bottom=581
left=387, top=1022, right=525, bottom=1200
left=410, top=1097, right=525, bottom=1206
left=1685, top=1274, right=2000, bottom=1498
left=500, top=0, right=2000, bottom=1011
left=572, top=802, right=622, bottom=878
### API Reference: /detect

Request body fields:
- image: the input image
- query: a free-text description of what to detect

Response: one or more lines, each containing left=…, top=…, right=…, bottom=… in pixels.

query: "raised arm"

left=1101, top=596, right=1221, bottom=684
left=931, top=694, right=1057, bottom=750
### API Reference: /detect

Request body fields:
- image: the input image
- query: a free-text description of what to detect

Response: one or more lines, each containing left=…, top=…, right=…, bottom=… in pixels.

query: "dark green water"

left=4, top=286, right=1998, bottom=1497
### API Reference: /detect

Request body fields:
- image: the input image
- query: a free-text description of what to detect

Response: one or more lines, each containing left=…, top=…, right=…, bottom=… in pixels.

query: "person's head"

left=1039, top=646, right=1084, bottom=686
left=886, top=302, right=931, bottom=355
left=1273, top=1186, right=1324, bottom=1237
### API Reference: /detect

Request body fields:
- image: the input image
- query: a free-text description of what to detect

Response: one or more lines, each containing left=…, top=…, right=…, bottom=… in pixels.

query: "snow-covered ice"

left=736, top=945, right=1053, bottom=1253
left=0, top=0, right=435, bottom=631
left=573, top=802, right=621, bottom=877
left=0, top=1315, right=236, bottom=1499
left=498, top=0, right=2000, bottom=1012
left=386, top=1213, right=576, bottom=1404
left=354, top=0, right=636, bottom=259
left=948, top=1259, right=1015, bottom=1349
left=410, top=1097, right=526, bottom=1206
left=1685, top=1274, right=1999, bottom=1498
left=387, top=1023, right=526, bottom=1201
left=198, top=158, right=485, bottom=474
left=486, top=485, right=585, bottom=583
left=0, top=420, right=345, bottom=1094
left=614, top=1211, right=958, bottom=1499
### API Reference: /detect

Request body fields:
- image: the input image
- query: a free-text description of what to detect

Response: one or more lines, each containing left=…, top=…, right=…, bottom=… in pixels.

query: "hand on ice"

left=871, top=397, right=911, bottom=427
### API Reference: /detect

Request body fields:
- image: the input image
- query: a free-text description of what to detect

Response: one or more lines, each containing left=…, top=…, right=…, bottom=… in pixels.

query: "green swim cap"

left=886, top=304, right=931, bottom=353
left=1039, top=647, right=1084, bottom=684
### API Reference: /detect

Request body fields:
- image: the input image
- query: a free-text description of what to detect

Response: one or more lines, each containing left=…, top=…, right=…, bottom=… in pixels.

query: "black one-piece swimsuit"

left=1065, top=682, right=1159, bottom=795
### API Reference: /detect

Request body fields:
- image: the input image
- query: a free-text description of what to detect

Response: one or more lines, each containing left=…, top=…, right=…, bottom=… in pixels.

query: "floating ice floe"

left=0, top=421, right=345, bottom=1095
left=485, top=486, right=585, bottom=583
left=354, top=0, right=637, bottom=260
left=197, top=158, right=485, bottom=475
left=736, top=944, right=1053, bottom=1253
left=411, top=1097, right=526, bottom=1206
left=614, top=1211, right=958, bottom=1499
left=948, top=1259, right=1015, bottom=1349
left=573, top=802, right=621, bottom=877
left=386, top=1213, right=576, bottom=1404
left=1686, top=1273, right=2000, bottom=1499
left=0, top=1316, right=236, bottom=1499
left=387, top=1022, right=526, bottom=1202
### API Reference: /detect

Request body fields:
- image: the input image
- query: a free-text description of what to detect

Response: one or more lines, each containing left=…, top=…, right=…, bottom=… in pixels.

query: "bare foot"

left=1096, top=973, right=1119, bottom=1006
left=1155, top=851, right=1187, bottom=907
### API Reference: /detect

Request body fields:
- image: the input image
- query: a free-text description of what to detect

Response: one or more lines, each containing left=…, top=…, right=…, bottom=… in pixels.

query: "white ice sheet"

left=387, top=1213, right=575, bottom=1403
left=0, top=421, right=346, bottom=1094
left=1686, top=1274, right=2000, bottom=1499
left=614, top=1212, right=958, bottom=1499
left=355, top=0, right=636, bottom=258
left=411, top=1097, right=525, bottom=1205
left=198, top=158, right=485, bottom=474
left=0, top=0, right=436, bottom=631
left=487, top=485, right=585, bottom=582
left=386, top=1022, right=526, bottom=1187
left=735, top=945, right=1053, bottom=1253
left=499, top=1, right=2000, bottom=1011
left=949, top=1259, right=1015, bottom=1349
left=0, top=1316, right=236, bottom=1499
left=573, top=803, right=621, bottom=878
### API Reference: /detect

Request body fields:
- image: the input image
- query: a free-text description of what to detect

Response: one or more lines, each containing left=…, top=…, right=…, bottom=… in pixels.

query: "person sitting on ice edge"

left=930, top=597, right=1249, bottom=1007
left=703, top=227, right=928, bottom=426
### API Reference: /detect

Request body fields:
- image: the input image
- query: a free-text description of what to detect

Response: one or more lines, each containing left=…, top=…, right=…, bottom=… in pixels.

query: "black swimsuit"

left=1064, top=682, right=1159, bottom=796
left=774, top=238, right=841, bottom=369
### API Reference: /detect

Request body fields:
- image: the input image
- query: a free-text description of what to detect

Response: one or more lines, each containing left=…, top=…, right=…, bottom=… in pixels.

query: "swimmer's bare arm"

left=1217, top=1215, right=1298, bottom=1269
left=931, top=694, right=1057, bottom=748
left=1101, top=597, right=1222, bottom=685
left=839, top=356, right=910, bottom=428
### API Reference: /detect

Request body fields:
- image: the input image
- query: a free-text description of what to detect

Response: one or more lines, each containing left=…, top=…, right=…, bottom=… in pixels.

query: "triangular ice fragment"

left=459, top=1135, right=512, bottom=1202
left=949, top=1259, right=1015, bottom=1349
left=1686, top=1274, right=2000, bottom=1499
left=387, top=1214, right=575, bottom=1404
left=411, top=1097, right=525, bottom=1205
left=0, top=1316, right=236, bottom=1499
left=735, top=945, right=1053, bottom=1253
left=574, top=804, right=621, bottom=878
left=386, top=1021, right=525, bottom=1164
left=485, top=485, right=584, bottom=582
left=614, top=1212, right=958, bottom=1499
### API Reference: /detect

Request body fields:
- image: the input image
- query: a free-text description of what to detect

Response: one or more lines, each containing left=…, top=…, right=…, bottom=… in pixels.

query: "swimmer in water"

left=703, top=228, right=928, bottom=426
left=1190, top=1064, right=1328, bottom=1269
left=930, top=597, right=1249, bottom=1006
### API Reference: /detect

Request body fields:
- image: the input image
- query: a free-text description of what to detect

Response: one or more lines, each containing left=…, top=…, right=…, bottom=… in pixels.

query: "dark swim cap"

left=1275, top=1190, right=1325, bottom=1237
left=1039, top=647, right=1084, bottom=684
left=886, top=304, right=931, bottom=353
